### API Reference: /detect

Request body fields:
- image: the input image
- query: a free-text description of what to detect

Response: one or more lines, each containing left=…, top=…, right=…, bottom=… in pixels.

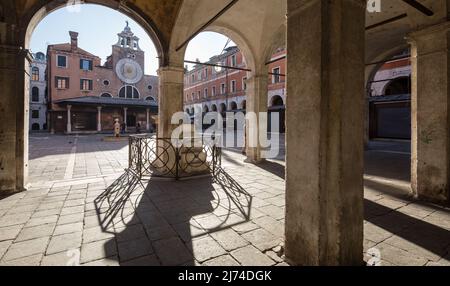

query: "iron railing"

left=129, top=134, right=222, bottom=180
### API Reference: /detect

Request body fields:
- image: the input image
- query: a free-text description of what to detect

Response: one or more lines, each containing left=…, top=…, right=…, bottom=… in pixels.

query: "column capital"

left=67, top=105, right=72, bottom=110
left=157, top=66, right=185, bottom=84
left=97, top=106, right=102, bottom=111
left=124, top=107, right=128, bottom=111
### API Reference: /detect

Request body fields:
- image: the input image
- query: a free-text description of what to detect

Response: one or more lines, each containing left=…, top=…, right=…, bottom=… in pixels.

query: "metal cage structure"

left=129, top=134, right=222, bottom=180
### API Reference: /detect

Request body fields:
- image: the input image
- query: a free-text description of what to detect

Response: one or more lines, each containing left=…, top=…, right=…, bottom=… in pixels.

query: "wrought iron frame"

left=129, top=134, right=222, bottom=180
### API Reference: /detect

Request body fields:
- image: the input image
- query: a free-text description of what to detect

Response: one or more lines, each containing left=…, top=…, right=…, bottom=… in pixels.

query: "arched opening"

left=145, top=96, right=156, bottom=101
left=31, top=123, right=40, bottom=131
left=384, top=76, right=411, bottom=96
left=183, top=29, right=255, bottom=137
left=31, top=87, right=39, bottom=102
left=368, top=49, right=411, bottom=140
left=24, top=3, right=162, bottom=188
left=270, top=95, right=284, bottom=107
left=31, top=67, right=40, bottom=81
left=203, top=105, right=209, bottom=113
left=229, top=101, right=238, bottom=111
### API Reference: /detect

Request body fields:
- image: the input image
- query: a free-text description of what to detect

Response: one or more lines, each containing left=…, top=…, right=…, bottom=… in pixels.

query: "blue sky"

left=30, top=4, right=235, bottom=75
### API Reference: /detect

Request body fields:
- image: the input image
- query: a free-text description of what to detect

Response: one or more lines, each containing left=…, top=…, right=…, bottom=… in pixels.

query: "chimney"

left=69, top=31, right=78, bottom=50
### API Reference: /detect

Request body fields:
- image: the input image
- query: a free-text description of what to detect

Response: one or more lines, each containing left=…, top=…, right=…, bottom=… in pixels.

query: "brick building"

left=29, top=52, right=48, bottom=132
left=184, top=46, right=286, bottom=132
left=369, top=50, right=411, bottom=140
left=47, top=23, right=158, bottom=134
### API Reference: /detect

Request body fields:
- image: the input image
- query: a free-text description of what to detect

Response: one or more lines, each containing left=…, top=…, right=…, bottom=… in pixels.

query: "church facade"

left=47, top=23, right=158, bottom=134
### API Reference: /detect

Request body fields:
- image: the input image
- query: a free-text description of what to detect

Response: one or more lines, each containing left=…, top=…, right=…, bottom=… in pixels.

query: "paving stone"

left=115, top=224, right=147, bottom=243
left=81, top=239, right=117, bottom=264
left=16, top=223, right=55, bottom=242
left=32, top=208, right=61, bottom=218
left=46, top=232, right=82, bottom=255
left=187, top=235, right=227, bottom=263
left=231, top=221, right=260, bottom=234
left=0, top=240, right=12, bottom=260
left=0, top=225, right=23, bottom=242
left=210, top=229, right=249, bottom=251
left=2, top=237, right=49, bottom=261
left=145, top=225, right=177, bottom=241
left=54, top=222, right=83, bottom=236
left=83, top=226, right=115, bottom=244
left=364, top=222, right=394, bottom=244
left=64, top=199, right=85, bottom=208
left=0, top=254, right=42, bottom=266
left=42, top=250, right=79, bottom=266
left=82, top=257, right=120, bottom=266
left=231, top=245, right=275, bottom=266
left=202, top=255, right=240, bottom=266
left=258, top=205, right=285, bottom=220
left=241, top=228, right=281, bottom=252
left=253, top=216, right=284, bottom=236
left=121, top=255, right=160, bottom=266
left=61, top=205, right=85, bottom=216
left=153, top=237, right=192, bottom=266
left=25, top=215, right=58, bottom=228
left=58, top=213, right=84, bottom=225
left=0, top=213, right=31, bottom=227
left=376, top=243, right=428, bottom=266
left=118, top=237, right=153, bottom=262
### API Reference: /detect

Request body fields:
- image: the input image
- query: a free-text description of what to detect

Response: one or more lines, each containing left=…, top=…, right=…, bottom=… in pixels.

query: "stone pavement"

left=0, top=135, right=448, bottom=266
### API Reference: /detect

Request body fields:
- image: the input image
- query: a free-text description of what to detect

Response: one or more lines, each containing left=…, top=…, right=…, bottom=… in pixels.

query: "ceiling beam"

left=402, top=0, right=434, bottom=16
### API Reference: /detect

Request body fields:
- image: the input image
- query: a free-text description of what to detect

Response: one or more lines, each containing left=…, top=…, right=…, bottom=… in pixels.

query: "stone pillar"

left=97, top=106, right=102, bottom=132
left=0, top=40, right=30, bottom=194
left=285, top=0, right=366, bottom=265
left=409, top=22, right=450, bottom=205
left=157, top=66, right=184, bottom=139
left=245, top=74, right=268, bottom=163
left=146, top=108, right=151, bottom=131
left=66, top=105, right=72, bottom=134
left=124, top=107, right=128, bottom=132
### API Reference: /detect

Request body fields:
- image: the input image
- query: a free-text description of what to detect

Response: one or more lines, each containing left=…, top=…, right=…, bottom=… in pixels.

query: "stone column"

left=66, top=105, right=72, bottom=134
left=124, top=107, right=128, bottom=132
left=97, top=106, right=102, bottom=132
left=409, top=22, right=450, bottom=205
left=285, top=0, right=366, bottom=265
left=0, top=39, right=30, bottom=194
left=157, top=66, right=184, bottom=139
left=245, top=74, right=268, bottom=163
left=146, top=108, right=151, bottom=131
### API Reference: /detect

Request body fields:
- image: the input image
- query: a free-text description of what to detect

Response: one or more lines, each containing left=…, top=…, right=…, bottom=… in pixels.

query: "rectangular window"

left=32, top=110, right=39, bottom=119
left=273, top=67, right=281, bottom=84
left=212, top=86, right=216, bottom=97
left=204, top=68, right=208, bottom=79
left=197, top=91, right=201, bottom=100
left=57, top=55, right=67, bottom=68
left=204, top=88, right=208, bottom=98
left=80, top=59, right=93, bottom=71
left=231, top=55, right=237, bottom=67
left=80, top=79, right=93, bottom=91
left=55, top=77, right=69, bottom=89
left=243, top=77, right=247, bottom=91
left=221, top=83, right=226, bottom=94
left=231, top=80, right=237, bottom=93
left=198, top=71, right=202, bottom=81
left=191, top=74, right=195, bottom=83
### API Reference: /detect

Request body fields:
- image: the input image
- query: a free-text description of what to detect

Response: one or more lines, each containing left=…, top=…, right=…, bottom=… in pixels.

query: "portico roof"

left=55, top=96, right=158, bottom=112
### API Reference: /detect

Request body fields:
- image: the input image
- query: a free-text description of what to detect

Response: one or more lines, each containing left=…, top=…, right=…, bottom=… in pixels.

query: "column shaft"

left=97, top=106, right=102, bottom=132
left=285, top=0, right=366, bottom=265
left=409, top=22, right=450, bottom=204
left=67, top=105, right=72, bottom=133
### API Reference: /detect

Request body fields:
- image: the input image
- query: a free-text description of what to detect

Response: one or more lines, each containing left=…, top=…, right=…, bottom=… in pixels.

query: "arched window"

left=384, top=77, right=411, bottom=96
left=271, top=95, right=284, bottom=107
left=119, top=85, right=140, bottom=99
left=32, top=87, right=39, bottom=102
left=36, top=52, right=45, bottom=61
left=32, top=67, right=39, bottom=81
left=203, top=105, right=209, bottom=113
left=31, top=123, right=40, bottom=131
left=145, top=96, right=156, bottom=101
left=211, top=105, right=218, bottom=112
left=220, top=103, right=227, bottom=113
left=101, top=93, right=112, bottom=98
left=241, top=100, right=247, bottom=110
left=230, top=101, right=238, bottom=111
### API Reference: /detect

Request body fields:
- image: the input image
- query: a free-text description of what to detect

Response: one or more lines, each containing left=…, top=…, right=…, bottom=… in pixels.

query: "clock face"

left=116, top=58, right=143, bottom=84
